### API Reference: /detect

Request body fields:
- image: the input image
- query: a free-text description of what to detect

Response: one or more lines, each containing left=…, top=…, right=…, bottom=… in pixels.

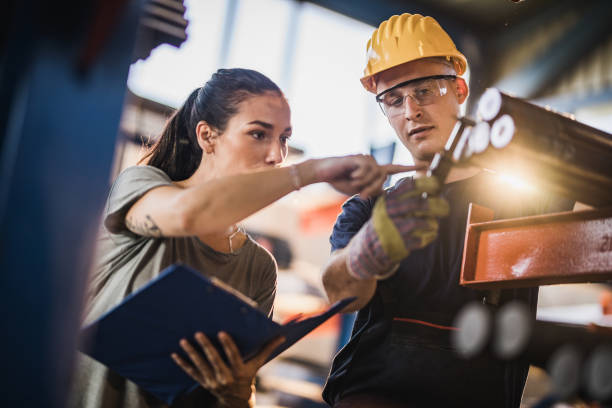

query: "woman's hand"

left=308, top=155, right=422, bottom=199
left=171, top=332, right=285, bottom=408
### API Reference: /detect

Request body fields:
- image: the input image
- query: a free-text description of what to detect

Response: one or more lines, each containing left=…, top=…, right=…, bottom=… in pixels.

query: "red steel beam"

left=460, top=204, right=612, bottom=289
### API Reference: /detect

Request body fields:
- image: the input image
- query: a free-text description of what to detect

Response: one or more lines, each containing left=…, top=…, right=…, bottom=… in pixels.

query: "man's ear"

left=455, top=77, right=469, bottom=104
left=196, top=120, right=217, bottom=154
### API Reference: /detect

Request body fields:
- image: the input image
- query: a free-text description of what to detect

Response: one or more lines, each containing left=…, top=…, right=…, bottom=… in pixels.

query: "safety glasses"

left=375, top=75, right=457, bottom=118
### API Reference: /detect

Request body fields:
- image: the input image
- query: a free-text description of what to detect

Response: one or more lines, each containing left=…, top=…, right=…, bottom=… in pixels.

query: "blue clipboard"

left=79, top=264, right=354, bottom=404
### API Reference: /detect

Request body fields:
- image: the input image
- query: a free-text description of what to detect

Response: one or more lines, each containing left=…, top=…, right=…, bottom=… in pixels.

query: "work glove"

left=346, top=176, right=449, bottom=280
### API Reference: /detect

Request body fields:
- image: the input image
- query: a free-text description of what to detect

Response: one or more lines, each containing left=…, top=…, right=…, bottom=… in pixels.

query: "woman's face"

left=210, top=91, right=292, bottom=175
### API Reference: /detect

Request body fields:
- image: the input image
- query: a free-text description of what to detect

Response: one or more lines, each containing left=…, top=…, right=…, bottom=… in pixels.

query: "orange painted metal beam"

left=460, top=204, right=612, bottom=289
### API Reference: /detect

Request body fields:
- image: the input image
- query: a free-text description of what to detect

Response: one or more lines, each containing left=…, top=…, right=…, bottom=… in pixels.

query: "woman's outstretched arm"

left=124, top=156, right=417, bottom=237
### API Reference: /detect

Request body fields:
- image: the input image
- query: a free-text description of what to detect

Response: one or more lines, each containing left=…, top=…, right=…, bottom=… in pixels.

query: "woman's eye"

left=280, top=136, right=291, bottom=144
left=250, top=131, right=265, bottom=140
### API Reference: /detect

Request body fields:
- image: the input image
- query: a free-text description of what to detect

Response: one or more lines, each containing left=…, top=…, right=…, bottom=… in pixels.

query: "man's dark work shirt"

left=323, top=172, right=574, bottom=408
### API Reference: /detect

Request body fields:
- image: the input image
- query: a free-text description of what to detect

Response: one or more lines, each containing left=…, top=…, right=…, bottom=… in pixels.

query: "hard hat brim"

left=361, top=53, right=467, bottom=94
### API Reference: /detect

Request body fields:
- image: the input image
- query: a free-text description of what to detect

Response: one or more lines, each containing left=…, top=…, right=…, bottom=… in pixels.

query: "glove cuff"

left=346, top=221, right=397, bottom=280
left=372, top=195, right=410, bottom=262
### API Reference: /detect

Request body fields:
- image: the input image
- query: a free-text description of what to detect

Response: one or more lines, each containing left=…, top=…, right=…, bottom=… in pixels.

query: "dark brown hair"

left=141, top=68, right=282, bottom=181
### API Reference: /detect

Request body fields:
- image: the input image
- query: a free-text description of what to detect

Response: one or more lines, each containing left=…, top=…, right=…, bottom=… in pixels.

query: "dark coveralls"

left=322, top=172, right=574, bottom=408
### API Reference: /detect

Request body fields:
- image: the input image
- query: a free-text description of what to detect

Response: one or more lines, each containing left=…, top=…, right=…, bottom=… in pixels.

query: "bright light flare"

left=490, top=170, right=536, bottom=192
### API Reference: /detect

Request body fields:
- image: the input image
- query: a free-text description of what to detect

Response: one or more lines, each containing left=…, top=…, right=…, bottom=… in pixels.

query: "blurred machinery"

left=453, top=301, right=612, bottom=405
left=0, top=1, right=187, bottom=407
left=433, top=90, right=612, bottom=406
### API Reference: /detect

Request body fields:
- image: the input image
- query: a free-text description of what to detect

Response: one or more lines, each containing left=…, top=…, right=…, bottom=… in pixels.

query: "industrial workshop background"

left=0, top=0, right=611, bottom=407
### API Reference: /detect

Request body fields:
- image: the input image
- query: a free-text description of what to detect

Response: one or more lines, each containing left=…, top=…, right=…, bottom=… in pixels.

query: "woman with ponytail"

left=71, top=68, right=413, bottom=408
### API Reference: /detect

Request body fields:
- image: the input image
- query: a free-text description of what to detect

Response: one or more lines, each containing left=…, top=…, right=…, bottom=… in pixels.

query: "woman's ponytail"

left=140, top=89, right=202, bottom=181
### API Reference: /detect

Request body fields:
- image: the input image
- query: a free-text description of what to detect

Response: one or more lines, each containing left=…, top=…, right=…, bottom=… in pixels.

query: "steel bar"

left=469, top=88, right=612, bottom=207
left=428, top=117, right=476, bottom=183
left=460, top=205, right=612, bottom=289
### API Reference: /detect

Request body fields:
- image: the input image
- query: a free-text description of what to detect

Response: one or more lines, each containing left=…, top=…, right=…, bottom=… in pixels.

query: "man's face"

left=376, top=59, right=468, bottom=163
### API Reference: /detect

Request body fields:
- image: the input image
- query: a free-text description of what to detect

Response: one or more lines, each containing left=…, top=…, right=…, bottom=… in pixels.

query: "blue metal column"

left=279, top=0, right=303, bottom=96
left=218, top=0, right=240, bottom=67
left=0, top=1, right=145, bottom=406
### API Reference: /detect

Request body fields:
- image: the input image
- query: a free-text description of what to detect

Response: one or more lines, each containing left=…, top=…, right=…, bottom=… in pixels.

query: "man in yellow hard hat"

left=320, top=13, right=574, bottom=407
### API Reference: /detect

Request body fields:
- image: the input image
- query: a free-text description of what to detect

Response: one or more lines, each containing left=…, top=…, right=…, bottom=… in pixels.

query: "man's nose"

left=403, top=95, right=423, bottom=121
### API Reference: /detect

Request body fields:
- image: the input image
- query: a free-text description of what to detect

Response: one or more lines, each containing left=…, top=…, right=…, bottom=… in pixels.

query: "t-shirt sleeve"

left=329, top=195, right=373, bottom=252
left=103, top=166, right=173, bottom=234
left=253, top=255, right=277, bottom=318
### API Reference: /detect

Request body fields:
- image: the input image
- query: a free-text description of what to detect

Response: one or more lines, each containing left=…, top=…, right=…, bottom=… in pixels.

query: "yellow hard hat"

left=361, top=13, right=468, bottom=93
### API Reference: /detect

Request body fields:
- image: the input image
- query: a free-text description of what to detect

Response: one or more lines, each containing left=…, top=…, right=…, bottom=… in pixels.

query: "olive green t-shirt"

left=70, top=165, right=277, bottom=408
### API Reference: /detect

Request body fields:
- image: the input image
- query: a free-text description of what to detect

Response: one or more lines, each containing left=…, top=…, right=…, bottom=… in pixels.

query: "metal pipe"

left=452, top=301, right=612, bottom=403
left=451, top=301, right=493, bottom=359
left=584, top=345, right=612, bottom=403
left=452, top=301, right=612, bottom=367
left=493, top=301, right=612, bottom=368
left=547, top=344, right=583, bottom=401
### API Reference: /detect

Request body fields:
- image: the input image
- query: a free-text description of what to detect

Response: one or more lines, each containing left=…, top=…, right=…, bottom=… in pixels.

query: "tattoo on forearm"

left=126, top=214, right=163, bottom=237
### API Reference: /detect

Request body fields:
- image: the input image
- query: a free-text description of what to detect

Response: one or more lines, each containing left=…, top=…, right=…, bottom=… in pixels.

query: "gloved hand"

left=346, top=176, right=449, bottom=280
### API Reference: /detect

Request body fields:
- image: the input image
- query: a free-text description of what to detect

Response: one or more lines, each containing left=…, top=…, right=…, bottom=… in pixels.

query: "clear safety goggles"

left=375, top=75, right=457, bottom=118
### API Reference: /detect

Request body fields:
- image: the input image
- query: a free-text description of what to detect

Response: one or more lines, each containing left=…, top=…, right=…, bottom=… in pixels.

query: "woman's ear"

left=196, top=121, right=217, bottom=154
left=455, top=77, right=469, bottom=104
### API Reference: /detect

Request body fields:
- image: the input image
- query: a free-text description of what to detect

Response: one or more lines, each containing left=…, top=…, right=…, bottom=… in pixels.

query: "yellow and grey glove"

left=346, top=177, right=449, bottom=280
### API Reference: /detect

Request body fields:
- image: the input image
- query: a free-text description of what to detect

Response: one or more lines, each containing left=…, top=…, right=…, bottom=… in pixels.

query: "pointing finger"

left=381, top=164, right=425, bottom=175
